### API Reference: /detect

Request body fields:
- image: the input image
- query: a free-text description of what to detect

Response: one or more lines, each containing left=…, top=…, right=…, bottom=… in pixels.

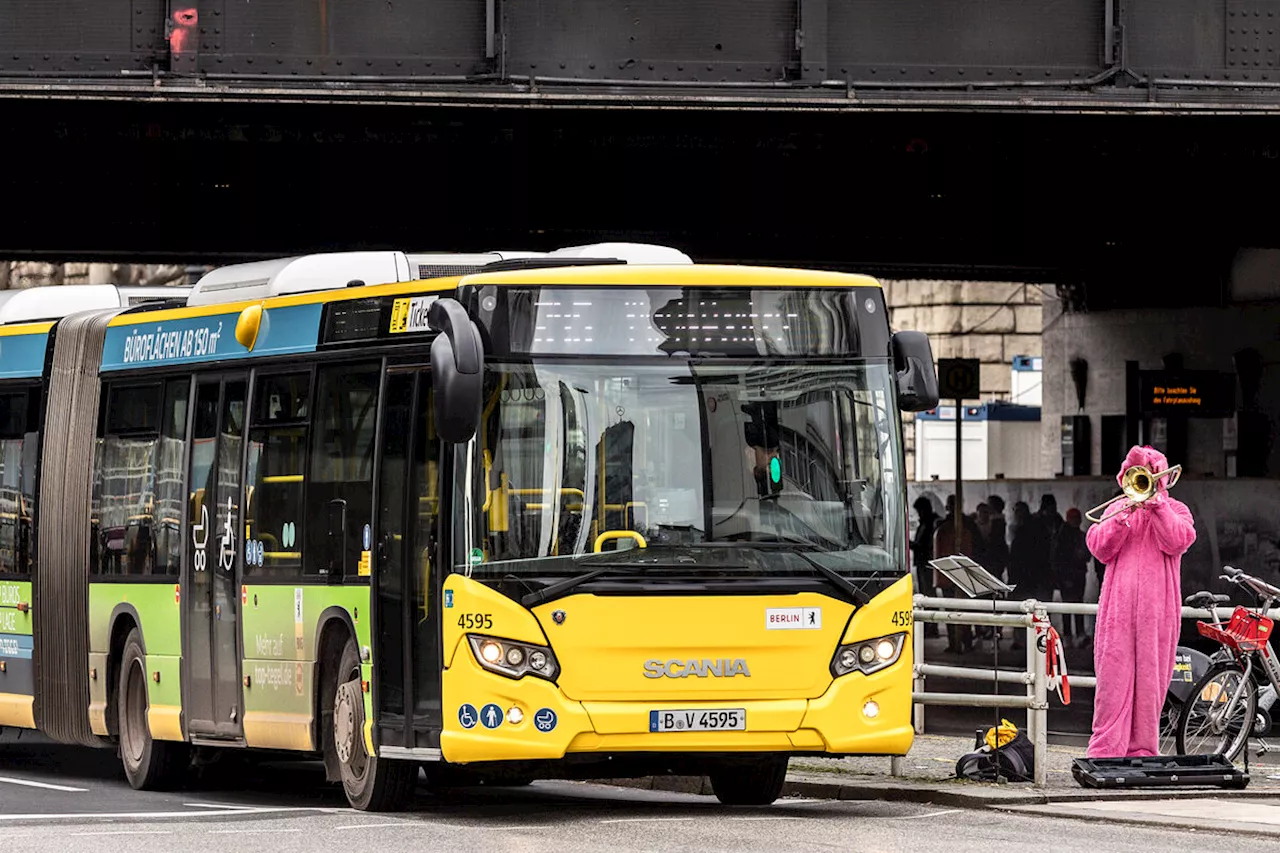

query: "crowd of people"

left=910, top=492, right=1096, bottom=654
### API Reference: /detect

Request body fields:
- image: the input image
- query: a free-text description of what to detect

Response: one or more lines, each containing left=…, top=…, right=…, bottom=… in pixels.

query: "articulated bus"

left=0, top=245, right=939, bottom=810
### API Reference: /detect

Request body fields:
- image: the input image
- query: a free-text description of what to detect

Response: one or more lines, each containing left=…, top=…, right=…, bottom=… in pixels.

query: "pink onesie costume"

left=1086, top=445, right=1196, bottom=758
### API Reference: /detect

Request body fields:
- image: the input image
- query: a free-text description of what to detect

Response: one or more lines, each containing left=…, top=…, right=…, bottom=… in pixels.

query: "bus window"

left=154, top=379, right=189, bottom=576
left=92, top=382, right=164, bottom=576
left=307, top=364, right=379, bottom=580
left=0, top=388, right=38, bottom=575
left=246, top=372, right=310, bottom=578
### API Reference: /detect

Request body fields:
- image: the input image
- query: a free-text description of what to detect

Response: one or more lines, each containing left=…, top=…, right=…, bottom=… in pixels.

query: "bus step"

left=189, top=735, right=249, bottom=748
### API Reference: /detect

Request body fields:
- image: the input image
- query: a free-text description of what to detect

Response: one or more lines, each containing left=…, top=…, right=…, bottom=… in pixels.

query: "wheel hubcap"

left=124, top=660, right=145, bottom=764
left=335, top=681, right=358, bottom=765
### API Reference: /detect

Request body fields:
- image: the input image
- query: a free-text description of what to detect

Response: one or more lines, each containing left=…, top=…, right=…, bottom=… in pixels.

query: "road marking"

left=183, top=803, right=260, bottom=810
left=891, top=809, right=962, bottom=820
left=209, top=828, right=303, bottom=834
left=73, top=831, right=172, bottom=837
left=0, top=806, right=333, bottom=822
left=184, top=803, right=342, bottom=812
left=332, top=822, right=551, bottom=832
left=731, top=816, right=810, bottom=821
left=599, top=817, right=697, bottom=824
left=0, top=776, right=87, bottom=792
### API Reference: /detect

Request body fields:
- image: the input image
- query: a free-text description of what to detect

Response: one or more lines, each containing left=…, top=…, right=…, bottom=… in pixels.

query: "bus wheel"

left=118, top=628, right=188, bottom=790
left=334, top=637, right=416, bottom=811
left=708, top=756, right=789, bottom=806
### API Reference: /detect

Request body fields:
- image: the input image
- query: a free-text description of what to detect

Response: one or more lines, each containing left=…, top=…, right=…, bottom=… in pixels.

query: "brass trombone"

left=1085, top=463, right=1183, bottom=524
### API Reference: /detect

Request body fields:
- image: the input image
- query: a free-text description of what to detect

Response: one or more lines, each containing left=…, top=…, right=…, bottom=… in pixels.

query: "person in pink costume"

left=1086, top=445, right=1196, bottom=758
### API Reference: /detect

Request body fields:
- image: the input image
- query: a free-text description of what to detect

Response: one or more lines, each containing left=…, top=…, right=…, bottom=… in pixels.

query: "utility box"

left=915, top=401, right=1042, bottom=481
left=1011, top=355, right=1043, bottom=406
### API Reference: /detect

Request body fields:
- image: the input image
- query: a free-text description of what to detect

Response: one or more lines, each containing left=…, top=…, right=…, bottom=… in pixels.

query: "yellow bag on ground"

left=984, top=718, right=1019, bottom=749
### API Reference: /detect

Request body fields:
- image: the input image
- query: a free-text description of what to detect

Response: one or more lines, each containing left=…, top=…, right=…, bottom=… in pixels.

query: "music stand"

left=928, top=555, right=1016, bottom=782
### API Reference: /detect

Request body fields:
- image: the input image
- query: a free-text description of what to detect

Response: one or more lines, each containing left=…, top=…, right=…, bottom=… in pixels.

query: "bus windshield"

left=455, top=360, right=905, bottom=595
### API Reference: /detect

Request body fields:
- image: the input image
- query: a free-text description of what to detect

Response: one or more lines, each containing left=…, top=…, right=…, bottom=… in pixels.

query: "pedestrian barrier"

left=904, top=594, right=1229, bottom=788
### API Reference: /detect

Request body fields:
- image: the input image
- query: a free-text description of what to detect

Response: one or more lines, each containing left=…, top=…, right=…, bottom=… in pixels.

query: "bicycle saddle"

left=1184, top=591, right=1231, bottom=607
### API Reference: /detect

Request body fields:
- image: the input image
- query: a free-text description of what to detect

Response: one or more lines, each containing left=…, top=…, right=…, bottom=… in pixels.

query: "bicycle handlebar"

left=1219, top=564, right=1280, bottom=601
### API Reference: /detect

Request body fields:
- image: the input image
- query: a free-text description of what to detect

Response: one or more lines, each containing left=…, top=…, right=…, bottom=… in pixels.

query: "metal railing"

left=906, top=594, right=1229, bottom=788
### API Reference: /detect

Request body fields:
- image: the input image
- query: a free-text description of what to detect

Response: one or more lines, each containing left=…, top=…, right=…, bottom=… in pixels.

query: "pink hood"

left=1118, top=445, right=1172, bottom=494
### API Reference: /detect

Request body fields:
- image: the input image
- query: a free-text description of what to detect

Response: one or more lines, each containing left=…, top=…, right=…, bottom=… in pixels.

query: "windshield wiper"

left=789, top=550, right=870, bottom=607
left=703, top=540, right=870, bottom=606
left=521, top=563, right=649, bottom=608
left=520, top=552, right=751, bottom=608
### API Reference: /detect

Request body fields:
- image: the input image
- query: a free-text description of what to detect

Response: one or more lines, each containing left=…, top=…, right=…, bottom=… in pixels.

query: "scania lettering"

left=643, top=659, right=752, bottom=678
left=0, top=248, right=938, bottom=810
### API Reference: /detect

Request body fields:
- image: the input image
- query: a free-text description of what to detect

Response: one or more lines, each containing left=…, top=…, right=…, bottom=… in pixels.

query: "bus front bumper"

left=436, top=652, right=913, bottom=764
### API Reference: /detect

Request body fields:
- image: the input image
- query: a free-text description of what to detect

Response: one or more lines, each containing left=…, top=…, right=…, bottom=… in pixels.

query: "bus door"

left=184, top=374, right=247, bottom=739
left=374, top=368, right=443, bottom=752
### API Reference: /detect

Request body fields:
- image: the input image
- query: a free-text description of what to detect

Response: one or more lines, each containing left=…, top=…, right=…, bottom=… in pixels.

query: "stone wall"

left=884, top=280, right=1045, bottom=478
left=0, top=261, right=200, bottom=289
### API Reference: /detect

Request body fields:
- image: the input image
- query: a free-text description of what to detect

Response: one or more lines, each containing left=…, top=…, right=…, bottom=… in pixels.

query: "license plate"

left=649, top=709, right=746, bottom=732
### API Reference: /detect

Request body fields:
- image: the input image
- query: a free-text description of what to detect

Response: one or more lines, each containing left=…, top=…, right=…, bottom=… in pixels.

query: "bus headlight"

left=468, top=634, right=560, bottom=681
left=831, top=633, right=906, bottom=677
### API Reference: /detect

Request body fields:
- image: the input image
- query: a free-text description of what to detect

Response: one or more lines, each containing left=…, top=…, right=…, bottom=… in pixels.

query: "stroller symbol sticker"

left=534, top=708, right=558, bottom=732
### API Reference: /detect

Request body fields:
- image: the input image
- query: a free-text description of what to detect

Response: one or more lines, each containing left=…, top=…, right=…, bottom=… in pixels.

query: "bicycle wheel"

left=1158, top=695, right=1180, bottom=756
left=1176, top=662, right=1258, bottom=762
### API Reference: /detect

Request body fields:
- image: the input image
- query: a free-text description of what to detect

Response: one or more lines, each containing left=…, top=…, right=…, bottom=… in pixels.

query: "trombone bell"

left=1085, top=463, right=1182, bottom=524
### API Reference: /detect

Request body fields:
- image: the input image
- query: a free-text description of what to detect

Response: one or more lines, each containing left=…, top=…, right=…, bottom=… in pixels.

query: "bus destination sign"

left=1138, top=370, right=1235, bottom=417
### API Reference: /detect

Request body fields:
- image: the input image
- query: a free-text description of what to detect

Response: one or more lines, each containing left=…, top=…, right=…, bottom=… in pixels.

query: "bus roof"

left=0, top=284, right=190, bottom=324
left=185, top=244, right=694, bottom=307
left=456, top=264, right=881, bottom=289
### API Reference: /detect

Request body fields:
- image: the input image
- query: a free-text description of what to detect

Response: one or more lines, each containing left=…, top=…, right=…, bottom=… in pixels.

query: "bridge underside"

left=6, top=1, right=1280, bottom=305
left=0, top=99, right=1269, bottom=309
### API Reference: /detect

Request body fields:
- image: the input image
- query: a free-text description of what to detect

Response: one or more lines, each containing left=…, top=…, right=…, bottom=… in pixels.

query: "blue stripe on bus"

left=100, top=303, right=322, bottom=371
left=0, top=333, right=49, bottom=379
left=0, top=633, right=32, bottom=659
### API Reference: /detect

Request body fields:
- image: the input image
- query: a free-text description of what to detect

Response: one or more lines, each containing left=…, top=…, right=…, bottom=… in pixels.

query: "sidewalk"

left=605, top=733, right=1280, bottom=809
left=785, top=733, right=1280, bottom=806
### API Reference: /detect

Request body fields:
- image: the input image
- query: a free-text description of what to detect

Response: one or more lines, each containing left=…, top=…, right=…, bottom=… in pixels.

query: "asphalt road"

left=4, top=740, right=1280, bottom=852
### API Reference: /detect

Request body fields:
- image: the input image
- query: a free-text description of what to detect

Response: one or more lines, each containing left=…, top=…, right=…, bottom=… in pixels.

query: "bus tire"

left=334, top=637, right=416, bottom=811
left=709, top=756, right=788, bottom=806
left=118, top=628, right=188, bottom=790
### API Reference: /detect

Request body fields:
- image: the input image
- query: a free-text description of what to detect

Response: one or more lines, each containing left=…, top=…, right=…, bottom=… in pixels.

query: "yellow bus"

left=0, top=246, right=938, bottom=810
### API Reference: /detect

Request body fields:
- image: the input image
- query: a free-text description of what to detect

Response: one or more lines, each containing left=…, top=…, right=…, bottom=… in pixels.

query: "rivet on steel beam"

left=152, top=671, right=161, bottom=683
left=244, top=675, right=252, bottom=687
left=90, top=667, right=97, bottom=681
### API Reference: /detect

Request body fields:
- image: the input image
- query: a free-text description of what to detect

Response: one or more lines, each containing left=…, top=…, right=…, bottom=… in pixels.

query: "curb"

left=596, top=774, right=1280, bottom=809
left=990, top=801, right=1280, bottom=842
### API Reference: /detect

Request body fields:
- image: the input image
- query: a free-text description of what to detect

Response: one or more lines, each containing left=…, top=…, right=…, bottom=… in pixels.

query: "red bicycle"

left=1175, top=565, right=1280, bottom=761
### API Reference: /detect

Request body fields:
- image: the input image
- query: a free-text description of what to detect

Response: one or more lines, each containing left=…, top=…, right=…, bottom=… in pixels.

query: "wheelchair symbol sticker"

left=534, top=708, right=558, bottom=733
left=458, top=703, right=478, bottom=730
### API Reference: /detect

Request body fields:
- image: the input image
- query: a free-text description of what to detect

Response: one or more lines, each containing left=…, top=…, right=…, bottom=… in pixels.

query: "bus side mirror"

left=428, top=298, right=484, bottom=443
left=892, top=331, right=939, bottom=412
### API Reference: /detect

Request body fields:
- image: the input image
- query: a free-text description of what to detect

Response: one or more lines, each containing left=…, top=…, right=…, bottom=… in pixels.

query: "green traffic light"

left=769, top=457, right=781, bottom=483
